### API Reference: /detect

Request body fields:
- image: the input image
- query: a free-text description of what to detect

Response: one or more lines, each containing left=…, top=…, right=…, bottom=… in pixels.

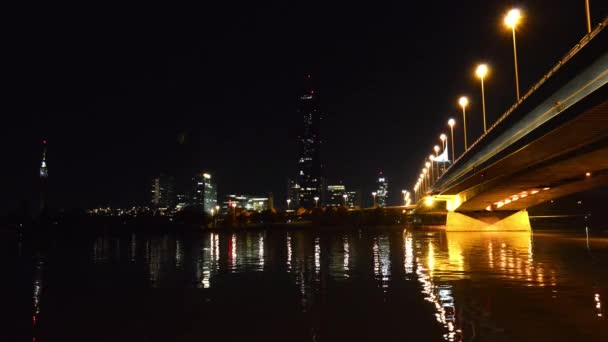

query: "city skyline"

left=3, top=1, right=608, bottom=213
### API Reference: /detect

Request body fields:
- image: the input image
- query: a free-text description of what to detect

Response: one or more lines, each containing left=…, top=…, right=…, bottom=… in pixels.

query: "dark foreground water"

left=1, top=226, right=607, bottom=341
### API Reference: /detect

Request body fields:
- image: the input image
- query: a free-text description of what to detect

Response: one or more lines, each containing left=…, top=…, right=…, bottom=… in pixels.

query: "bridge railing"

left=437, top=16, right=608, bottom=186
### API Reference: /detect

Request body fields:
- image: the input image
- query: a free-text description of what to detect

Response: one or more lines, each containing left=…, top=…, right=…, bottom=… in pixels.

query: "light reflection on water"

left=19, top=228, right=608, bottom=341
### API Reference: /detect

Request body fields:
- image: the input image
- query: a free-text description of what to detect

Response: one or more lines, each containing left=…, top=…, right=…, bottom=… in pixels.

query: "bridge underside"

left=444, top=98, right=608, bottom=212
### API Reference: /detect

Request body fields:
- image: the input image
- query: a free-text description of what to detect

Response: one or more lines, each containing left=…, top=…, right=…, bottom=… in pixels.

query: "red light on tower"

left=42, top=140, right=47, bottom=145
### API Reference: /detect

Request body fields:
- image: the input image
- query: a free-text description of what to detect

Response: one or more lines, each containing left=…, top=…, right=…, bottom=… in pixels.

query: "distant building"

left=222, top=194, right=273, bottom=213
left=151, top=175, right=175, bottom=208
left=296, top=75, right=323, bottom=208
left=222, top=194, right=249, bottom=212
left=286, top=178, right=301, bottom=210
left=345, top=190, right=361, bottom=208
left=326, top=183, right=347, bottom=207
left=193, top=172, right=217, bottom=214
left=376, top=173, right=388, bottom=207
left=39, top=140, right=49, bottom=213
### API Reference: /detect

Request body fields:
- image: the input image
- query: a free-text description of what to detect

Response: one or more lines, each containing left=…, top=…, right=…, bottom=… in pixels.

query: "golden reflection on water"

left=81, top=228, right=606, bottom=340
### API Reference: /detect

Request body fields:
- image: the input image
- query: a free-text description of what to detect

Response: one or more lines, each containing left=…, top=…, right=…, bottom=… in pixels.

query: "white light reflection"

left=258, top=232, right=265, bottom=269
left=404, top=231, right=414, bottom=275
left=314, top=237, right=321, bottom=276
left=175, top=239, right=183, bottom=268
left=343, top=235, right=350, bottom=277
left=286, top=232, right=293, bottom=271
left=130, top=233, right=137, bottom=262
left=231, top=234, right=237, bottom=270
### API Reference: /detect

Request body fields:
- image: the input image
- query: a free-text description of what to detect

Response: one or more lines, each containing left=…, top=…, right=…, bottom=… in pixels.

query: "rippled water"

left=2, top=227, right=608, bottom=341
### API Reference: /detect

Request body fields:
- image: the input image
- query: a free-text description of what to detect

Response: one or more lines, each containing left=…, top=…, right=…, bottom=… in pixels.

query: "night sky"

left=3, top=1, right=607, bottom=212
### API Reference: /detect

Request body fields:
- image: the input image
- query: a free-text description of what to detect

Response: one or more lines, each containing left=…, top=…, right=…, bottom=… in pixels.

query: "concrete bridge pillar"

left=446, top=210, right=531, bottom=232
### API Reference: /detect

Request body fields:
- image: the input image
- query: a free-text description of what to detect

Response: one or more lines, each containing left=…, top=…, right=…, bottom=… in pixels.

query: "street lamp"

left=504, top=9, right=521, bottom=101
left=402, top=190, right=407, bottom=206
left=458, top=96, right=469, bottom=149
left=429, top=155, right=436, bottom=183
left=585, top=1, right=592, bottom=33
left=448, top=118, right=455, bottom=162
left=422, top=169, right=427, bottom=193
left=314, top=196, right=320, bottom=208
left=475, top=63, right=489, bottom=133
left=371, top=192, right=377, bottom=207
left=425, top=160, right=431, bottom=187
left=286, top=198, right=291, bottom=211
left=343, top=194, right=348, bottom=207
left=440, top=134, right=447, bottom=174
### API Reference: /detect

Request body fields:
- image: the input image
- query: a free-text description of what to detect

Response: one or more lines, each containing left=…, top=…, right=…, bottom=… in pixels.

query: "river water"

left=2, top=227, right=607, bottom=341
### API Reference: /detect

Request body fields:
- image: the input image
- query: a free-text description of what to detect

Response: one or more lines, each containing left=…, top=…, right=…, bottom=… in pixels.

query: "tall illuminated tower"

left=375, top=172, right=388, bottom=207
left=39, top=140, right=49, bottom=212
left=296, top=75, right=323, bottom=208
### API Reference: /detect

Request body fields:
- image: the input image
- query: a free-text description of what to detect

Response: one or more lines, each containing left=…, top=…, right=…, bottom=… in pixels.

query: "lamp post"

left=440, top=134, right=447, bottom=174
left=287, top=199, right=291, bottom=211
left=343, top=194, right=348, bottom=207
left=429, top=155, right=436, bottom=183
left=475, top=63, right=489, bottom=133
left=459, top=96, right=469, bottom=149
left=422, top=169, right=427, bottom=193
left=426, top=159, right=432, bottom=186
left=585, top=0, right=592, bottom=33
left=314, top=196, right=319, bottom=208
left=402, top=190, right=407, bottom=206
left=433, top=145, right=440, bottom=178
left=504, top=9, right=521, bottom=101
left=371, top=192, right=377, bottom=208
left=448, top=119, right=455, bottom=161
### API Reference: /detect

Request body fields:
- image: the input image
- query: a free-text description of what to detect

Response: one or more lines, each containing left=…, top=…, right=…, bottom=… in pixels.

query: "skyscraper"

left=376, top=172, right=388, bottom=207
left=296, top=75, right=323, bottom=208
left=39, top=140, right=49, bottom=212
left=286, top=178, right=300, bottom=209
left=326, top=183, right=347, bottom=207
left=151, top=174, right=175, bottom=208
left=193, top=172, right=217, bottom=214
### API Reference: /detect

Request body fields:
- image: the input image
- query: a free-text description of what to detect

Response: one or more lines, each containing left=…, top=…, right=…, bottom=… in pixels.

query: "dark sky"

left=3, top=1, right=607, bottom=212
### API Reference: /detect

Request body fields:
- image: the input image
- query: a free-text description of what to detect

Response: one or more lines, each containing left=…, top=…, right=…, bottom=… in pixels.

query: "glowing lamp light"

left=585, top=172, right=591, bottom=177
left=425, top=162, right=430, bottom=168
left=425, top=196, right=433, bottom=207
left=440, top=134, right=447, bottom=141
left=429, top=155, right=435, bottom=161
left=476, top=64, right=488, bottom=79
left=448, top=118, right=455, bottom=127
left=504, top=9, right=522, bottom=29
left=458, top=96, right=469, bottom=107
left=203, top=173, right=211, bottom=179
left=434, top=145, right=440, bottom=153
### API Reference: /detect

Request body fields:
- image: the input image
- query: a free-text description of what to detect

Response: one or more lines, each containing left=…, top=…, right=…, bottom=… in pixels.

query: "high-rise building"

left=326, top=183, right=347, bottom=207
left=39, top=140, right=49, bottom=212
left=296, top=75, right=323, bottom=208
left=222, top=194, right=274, bottom=213
left=345, top=190, right=361, bottom=208
left=286, top=178, right=300, bottom=209
left=193, top=172, right=217, bottom=214
left=151, top=174, right=175, bottom=208
left=376, top=172, right=388, bottom=207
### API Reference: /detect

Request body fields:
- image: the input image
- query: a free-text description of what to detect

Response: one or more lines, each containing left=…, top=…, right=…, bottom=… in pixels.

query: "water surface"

left=2, top=227, right=607, bottom=341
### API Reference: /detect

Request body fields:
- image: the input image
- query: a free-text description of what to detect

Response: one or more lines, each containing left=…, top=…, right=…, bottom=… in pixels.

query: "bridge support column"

left=446, top=210, right=531, bottom=232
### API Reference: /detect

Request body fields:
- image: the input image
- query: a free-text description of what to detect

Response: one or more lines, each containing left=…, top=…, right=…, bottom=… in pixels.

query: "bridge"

left=413, top=17, right=608, bottom=231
